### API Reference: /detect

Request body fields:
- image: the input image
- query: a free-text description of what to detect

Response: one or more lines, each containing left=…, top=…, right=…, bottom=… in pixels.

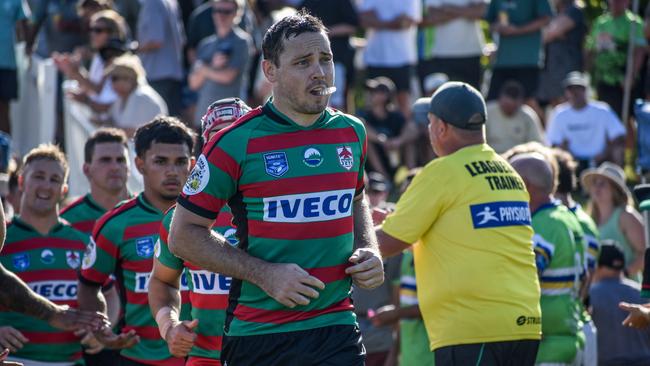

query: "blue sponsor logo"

left=136, top=237, right=155, bottom=258
left=30, top=280, right=77, bottom=300
left=13, top=253, right=30, bottom=271
left=263, top=152, right=289, bottom=177
left=189, top=270, right=231, bottom=294
left=470, top=201, right=531, bottom=229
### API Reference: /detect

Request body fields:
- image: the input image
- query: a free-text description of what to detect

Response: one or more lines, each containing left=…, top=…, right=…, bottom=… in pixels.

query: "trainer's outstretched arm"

left=169, top=205, right=325, bottom=308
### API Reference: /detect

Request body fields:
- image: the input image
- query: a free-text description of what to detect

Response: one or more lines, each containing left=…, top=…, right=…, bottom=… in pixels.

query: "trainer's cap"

left=413, top=82, right=487, bottom=130
left=201, top=98, right=251, bottom=142
left=563, top=71, right=589, bottom=89
left=598, top=241, right=626, bottom=270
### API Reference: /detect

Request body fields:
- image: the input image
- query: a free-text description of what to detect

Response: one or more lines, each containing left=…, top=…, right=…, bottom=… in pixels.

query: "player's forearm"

left=353, top=196, right=380, bottom=254
left=103, top=286, right=121, bottom=328
left=148, top=276, right=182, bottom=319
left=169, top=222, right=271, bottom=289
left=0, top=264, right=59, bottom=320
left=77, top=282, right=107, bottom=315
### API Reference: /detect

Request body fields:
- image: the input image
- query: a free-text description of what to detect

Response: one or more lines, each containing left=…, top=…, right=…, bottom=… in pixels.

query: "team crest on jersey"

left=223, top=227, right=239, bottom=247
left=303, top=147, right=323, bottom=167
left=82, top=237, right=97, bottom=270
left=263, top=152, right=289, bottom=177
left=12, top=253, right=30, bottom=271
left=336, top=146, right=354, bottom=170
left=40, top=249, right=55, bottom=265
left=183, top=154, right=210, bottom=196
left=136, top=237, right=155, bottom=258
left=65, top=251, right=81, bottom=269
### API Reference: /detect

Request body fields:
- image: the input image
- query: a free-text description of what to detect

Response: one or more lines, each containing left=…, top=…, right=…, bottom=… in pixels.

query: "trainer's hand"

left=260, top=263, right=325, bottom=308
left=47, top=305, right=108, bottom=332
left=166, top=319, right=199, bottom=358
left=370, top=305, right=399, bottom=327
left=620, top=302, right=650, bottom=329
left=0, top=327, right=27, bottom=353
left=345, top=249, right=384, bottom=290
left=94, top=327, right=140, bottom=350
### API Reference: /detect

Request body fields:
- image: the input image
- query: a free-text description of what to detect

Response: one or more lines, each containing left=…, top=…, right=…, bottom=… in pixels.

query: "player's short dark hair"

left=499, top=80, right=525, bottom=100
left=84, top=128, right=128, bottom=163
left=262, top=10, right=326, bottom=66
left=552, top=147, right=578, bottom=194
left=23, top=144, right=69, bottom=181
left=134, top=116, right=195, bottom=158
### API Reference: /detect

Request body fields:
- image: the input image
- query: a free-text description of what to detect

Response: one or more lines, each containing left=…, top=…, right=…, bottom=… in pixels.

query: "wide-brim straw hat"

left=580, top=162, right=632, bottom=201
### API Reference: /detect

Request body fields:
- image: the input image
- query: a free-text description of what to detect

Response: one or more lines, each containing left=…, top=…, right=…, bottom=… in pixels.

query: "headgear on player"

left=200, top=98, right=252, bottom=142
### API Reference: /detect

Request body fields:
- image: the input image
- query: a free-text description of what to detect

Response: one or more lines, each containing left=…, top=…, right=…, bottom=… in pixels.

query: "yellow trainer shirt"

left=382, top=143, right=541, bottom=351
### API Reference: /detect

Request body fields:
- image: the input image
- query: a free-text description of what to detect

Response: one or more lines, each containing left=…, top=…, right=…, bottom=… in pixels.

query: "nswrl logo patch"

left=264, top=152, right=289, bottom=177
left=136, top=237, right=155, bottom=258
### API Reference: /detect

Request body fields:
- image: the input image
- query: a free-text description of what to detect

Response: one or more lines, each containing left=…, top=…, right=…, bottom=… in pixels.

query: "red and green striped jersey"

left=178, top=101, right=367, bottom=336
left=0, top=217, right=87, bottom=364
left=157, top=205, right=236, bottom=365
left=79, top=193, right=188, bottom=366
left=60, top=193, right=107, bottom=235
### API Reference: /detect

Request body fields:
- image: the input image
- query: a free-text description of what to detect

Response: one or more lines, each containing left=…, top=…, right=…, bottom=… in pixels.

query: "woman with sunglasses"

left=54, top=9, right=129, bottom=121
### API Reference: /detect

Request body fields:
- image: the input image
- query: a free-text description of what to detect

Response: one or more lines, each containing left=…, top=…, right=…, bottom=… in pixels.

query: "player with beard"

left=169, top=12, right=383, bottom=366
left=78, top=117, right=195, bottom=366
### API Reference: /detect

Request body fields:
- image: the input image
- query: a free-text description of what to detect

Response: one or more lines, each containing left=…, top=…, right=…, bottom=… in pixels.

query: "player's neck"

left=272, top=98, right=322, bottom=127
left=142, top=188, right=175, bottom=213
left=529, top=195, right=554, bottom=214
left=19, top=209, right=59, bottom=235
left=90, top=186, right=129, bottom=211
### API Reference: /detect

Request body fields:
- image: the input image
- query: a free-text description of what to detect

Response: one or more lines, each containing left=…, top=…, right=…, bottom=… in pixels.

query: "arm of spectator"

left=202, top=66, right=239, bottom=84
left=359, top=10, right=410, bottom=30
left=633, top=46, right=646, bottom=81
left=494, top=16, right=551, bottom=37
left=371, top=304, right=423, bottom=327
left=445, top=2, right=487, bottom=21
left=16, top=19, right=30, bottom=43
left=188, top=62, right=208, bottom=91
left=328, top=24, right=357, bottom=37
left=137, top=41, right=163, bottom=53
left=421, top=6, right=456, bottom=27
left=543, top=14, right=575, bottom=43
left=620, top=207, right=646, bottom=276
left=365, top=143, right=390, bottom=178
left=170, top=205, right=325, bottom=308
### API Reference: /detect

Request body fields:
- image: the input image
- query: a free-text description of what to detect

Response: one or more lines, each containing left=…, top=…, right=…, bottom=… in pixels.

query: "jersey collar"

left=12, top=216, right=65, bottom=235
left=137, top=193, right=164, bottom=216
left=532, top=200, right=560, bottom=217
left=85, top=193, right=106, bottom=213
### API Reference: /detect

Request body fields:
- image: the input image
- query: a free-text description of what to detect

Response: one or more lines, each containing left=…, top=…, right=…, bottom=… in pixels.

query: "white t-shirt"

left=88, top=54, right=118, bottom=104
left=425, top=0, right=486, bottom=57
left=546, top=101, right=626, bottom=159
left=359, top=0, right=421, bottom=66
left=110, top=84, right=168, bottom=129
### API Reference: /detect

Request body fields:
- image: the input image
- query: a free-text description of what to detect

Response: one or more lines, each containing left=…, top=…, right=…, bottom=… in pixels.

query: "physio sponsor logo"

left=30, top=280, right=77, bottom=301
left=263, top=189, right=355, bottom=223
left=189, top=270, right=230, bottom=294
left=470, top=201, right=531, bottom=229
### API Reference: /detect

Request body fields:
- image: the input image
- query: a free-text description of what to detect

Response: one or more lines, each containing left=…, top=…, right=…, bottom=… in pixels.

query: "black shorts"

left=435, top=339, right=540, bottom=366
left=417, top=56, right=482, bottom=92
left=487, top=67, right=540, bottom=101
left=366, top=65, right=413, bottom=92
left=84, top=349, right=120, bottom=366
left=0, top=69, right=18, bottom=101
left=221, top=325, right=365, bottom=366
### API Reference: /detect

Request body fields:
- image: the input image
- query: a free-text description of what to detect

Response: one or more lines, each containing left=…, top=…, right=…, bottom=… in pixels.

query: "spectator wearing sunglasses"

left=105, top=55, right=168, bottom=137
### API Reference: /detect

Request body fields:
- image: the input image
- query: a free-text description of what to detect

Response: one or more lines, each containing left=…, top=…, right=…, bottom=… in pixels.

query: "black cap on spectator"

left=412, top=82, right=486, bottom=130
left=598, top=242, right=626, bottom=270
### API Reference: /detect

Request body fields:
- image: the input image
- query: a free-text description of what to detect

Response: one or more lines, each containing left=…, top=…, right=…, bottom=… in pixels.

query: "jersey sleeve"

left=80, top=221, right=119, bottom=286
left=533, top=233, right=555, bottom=275
left=155, top=210, right=184, bottom=270
left=382, top=163, right=444, bottom=244
left=178, top=131, right=242, bottom=220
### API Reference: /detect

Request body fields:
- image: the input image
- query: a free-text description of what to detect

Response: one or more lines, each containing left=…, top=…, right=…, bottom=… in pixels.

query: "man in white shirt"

left=359, top=0, right=421, bottom=119
left=418, top=0, right=486, bottom=90
left=547, top=72, right=625, bottom=170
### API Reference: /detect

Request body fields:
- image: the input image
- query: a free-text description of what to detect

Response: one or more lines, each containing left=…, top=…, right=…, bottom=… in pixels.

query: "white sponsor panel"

left=263, top=189, right=355, bottom=223
left=189, top=270, right=231, bottom=294
left=30, top=280, right=78, bottom=301
left=134, top=272, right=152, bottom=293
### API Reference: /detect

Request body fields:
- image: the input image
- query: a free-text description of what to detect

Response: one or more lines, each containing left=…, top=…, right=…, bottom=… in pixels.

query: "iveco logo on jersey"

left=263, top=189, right=355, bottom=223
left=134, top=272, right=151, bottom=293
left=189, top=270, right=230, bottom=294
left=30, top=280, right=77, bottom=301
left=470, top=201, right=531, bottom=229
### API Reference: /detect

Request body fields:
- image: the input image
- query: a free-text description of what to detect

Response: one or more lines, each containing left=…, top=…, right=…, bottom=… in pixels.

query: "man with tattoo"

left=169, top=12, right=384, bottom=366
left=0, top=144, right=107, bottom=365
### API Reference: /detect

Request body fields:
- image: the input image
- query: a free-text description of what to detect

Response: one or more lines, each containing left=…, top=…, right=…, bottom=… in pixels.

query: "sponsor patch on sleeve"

left=183, top=154, right=210, bottom=195
left=470, top=201, right=531, bottom=229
